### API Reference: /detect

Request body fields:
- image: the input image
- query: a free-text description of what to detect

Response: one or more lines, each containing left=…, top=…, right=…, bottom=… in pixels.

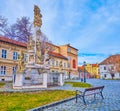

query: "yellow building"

left=85, top=63, right=99, bottom=78
left=0, top=36, right=78, bottom=81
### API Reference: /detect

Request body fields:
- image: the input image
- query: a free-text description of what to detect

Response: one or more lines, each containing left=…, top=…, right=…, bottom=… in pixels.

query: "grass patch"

left=0, top=90, right=75, bottom=111
left=65, top=81, right=92, bottom=88
left=0, top=83, right=5, bottom=88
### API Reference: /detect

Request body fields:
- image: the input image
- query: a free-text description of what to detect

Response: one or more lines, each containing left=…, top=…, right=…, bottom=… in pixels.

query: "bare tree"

left=0, top=16, right=33, bottom=42
left=0, top=15, right=54, bottom=60
left=0, top=15, right=8, bottom=36
left=8, top=17, right=33, bottom=42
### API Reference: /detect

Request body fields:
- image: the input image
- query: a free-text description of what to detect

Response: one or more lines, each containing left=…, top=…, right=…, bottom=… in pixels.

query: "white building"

left=99, top=54, right=120, bottom=79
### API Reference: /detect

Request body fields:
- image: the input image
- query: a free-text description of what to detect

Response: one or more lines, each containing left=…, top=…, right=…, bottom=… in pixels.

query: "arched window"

left=72, top=59, right=76, bottom=68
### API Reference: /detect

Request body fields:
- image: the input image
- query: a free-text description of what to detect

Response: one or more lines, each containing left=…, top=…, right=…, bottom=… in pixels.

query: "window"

left=56, top=61, right=58, bottom=66
left=52, top=70, right=54, bottom=73
left=68, top=63, right=70, bottom=68
left=72, top=59, right=76, bottom=68
left=56, top=71, right=58, bottom=73
left=13, top=52, right=18, bottom=60
left=104, top=66, right=106, bottom=70
left=2, top=49, right=7, bottom=58
left=104, top=74, right=106, bottom=78
left=64, top=63, right=66, bottom=68
left=48, top=60, right=50, bottom=65
left=67, top=56, right=70, bottom=60
left=12, top=67, right=17, bottom=74
left=111, top=66, right=114, bottom=70
left=0, top=66, right=6, bottom=75
left=67, top=47, right=71, bottom=52
left=52, top=59, right=54, bottom=66
left=24, top=54, right=27, bottom=62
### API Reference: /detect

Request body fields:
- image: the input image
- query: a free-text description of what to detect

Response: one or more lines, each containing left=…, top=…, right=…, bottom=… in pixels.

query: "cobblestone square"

left=45, top=79, right=120, bottom=111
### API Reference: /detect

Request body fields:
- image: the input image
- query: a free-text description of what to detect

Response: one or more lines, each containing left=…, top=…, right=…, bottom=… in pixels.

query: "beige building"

left=0, top=36, right=78, bottom=81
left=49, top=51, right=68, bottom=75
left=59, top=44, right=78, bottom=78
left=0, top=36, right=27, bottom=81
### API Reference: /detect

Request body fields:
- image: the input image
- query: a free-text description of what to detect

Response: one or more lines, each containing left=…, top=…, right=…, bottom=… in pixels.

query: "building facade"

left=59, top=44, right=78, bottom=78
left=99, top=54, right=120, bottom=79
left=85, top=64, right=99, bottom=78
left=0, top=36, right=27, bottom=81
left=48, top=51, right=68, bottom=76
left=0, top=36, right=78, bottom=81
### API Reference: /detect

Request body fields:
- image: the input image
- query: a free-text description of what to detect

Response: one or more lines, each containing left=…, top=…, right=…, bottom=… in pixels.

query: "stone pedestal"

left=13, top=73, right=23, bottom=89
left=59, top=73, right=64, bottom=86
left=43, top=73, right=47, bottom=88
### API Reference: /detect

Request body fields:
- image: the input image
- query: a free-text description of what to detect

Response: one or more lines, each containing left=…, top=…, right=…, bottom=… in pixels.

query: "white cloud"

left=1, top=0, right=120, bottom=64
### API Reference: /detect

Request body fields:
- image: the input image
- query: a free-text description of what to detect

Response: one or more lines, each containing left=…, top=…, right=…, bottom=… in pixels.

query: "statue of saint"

left=34, top=5, right=42, bottom=28
left=44, top=49, right=50, bottom=68
left=17, top=51, right=25, bottom=73
left=27, top=36, right=35, bottom=50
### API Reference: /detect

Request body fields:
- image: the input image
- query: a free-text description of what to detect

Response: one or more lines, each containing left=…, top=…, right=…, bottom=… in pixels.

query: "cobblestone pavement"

left=1, top=79, right=120, bottom=111
left=45, top=79, right=120, bottom=111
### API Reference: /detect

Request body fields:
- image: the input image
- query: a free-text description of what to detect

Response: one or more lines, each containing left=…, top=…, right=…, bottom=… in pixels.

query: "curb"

left=28, top=96, right=76, bottom=111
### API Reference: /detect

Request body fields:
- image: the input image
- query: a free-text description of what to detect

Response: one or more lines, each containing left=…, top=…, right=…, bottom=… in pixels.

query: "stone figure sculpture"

left=34, top=5, right=42, bottom=28
left=17, top=51, right=25, bottom=73
left=27, top=36, right=35, bottom=50
left=44, top=49, right=50, bottom=68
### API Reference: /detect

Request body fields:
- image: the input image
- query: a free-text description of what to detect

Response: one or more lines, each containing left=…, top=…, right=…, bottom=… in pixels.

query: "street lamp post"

left=83, top=61, right=86, bottom=83
left=78, top=69, right=81, bottom=80
left=68, top=68, right=71, bottom=79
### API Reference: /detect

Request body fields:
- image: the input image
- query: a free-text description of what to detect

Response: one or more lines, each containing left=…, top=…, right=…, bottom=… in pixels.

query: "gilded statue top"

left=34, top=5, right=42, bottom=27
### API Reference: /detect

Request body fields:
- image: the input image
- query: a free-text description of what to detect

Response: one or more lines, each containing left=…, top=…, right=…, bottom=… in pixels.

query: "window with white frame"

left=13, top=52, right=18, bottom=60
left=0, top=66, right=6, bottom=75
left=2, top=49, right=7, bottom=58
left=24, top=54, right=27, bottom=62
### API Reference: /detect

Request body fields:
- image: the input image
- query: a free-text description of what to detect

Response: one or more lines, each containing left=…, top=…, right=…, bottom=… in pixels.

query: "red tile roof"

left=99, top=54, right=120, bottom=65
left=48, top=51, right=68, bottom=60
left=0, top=36, right=68, bottom=60
left=0, top=36, right=27, bottom=47
left=92, top=64, right=99, bottom=67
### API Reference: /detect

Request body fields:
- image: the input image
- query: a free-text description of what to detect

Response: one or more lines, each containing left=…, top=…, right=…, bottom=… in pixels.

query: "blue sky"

left=0, top=0, right=120, bottom=65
